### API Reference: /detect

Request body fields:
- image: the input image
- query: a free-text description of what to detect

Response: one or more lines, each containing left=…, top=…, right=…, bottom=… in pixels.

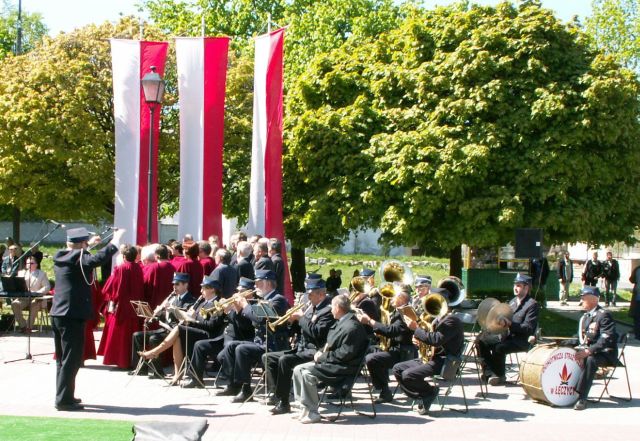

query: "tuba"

left=436, top=276, right=466, bottom=307
left=376, top=282, right=397, bottom=351
left=417, top=293, right=448, bottom=363
left=379, top=259, right=414, bottom=286
left=349, top=276, right=370, bottom=303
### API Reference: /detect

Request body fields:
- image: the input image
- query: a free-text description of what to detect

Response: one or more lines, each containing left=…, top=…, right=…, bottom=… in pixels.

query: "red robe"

left=174, top=258, right=204, bottom=298
left=142, top=260, right=175, bottom=309
left=97, top=261, right=144, bottom=368
left=200, top=256, right=216, bottom=277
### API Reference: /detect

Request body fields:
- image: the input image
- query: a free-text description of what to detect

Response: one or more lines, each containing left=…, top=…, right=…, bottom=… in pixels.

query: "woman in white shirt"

left=11, top=256, right=51, bottom=332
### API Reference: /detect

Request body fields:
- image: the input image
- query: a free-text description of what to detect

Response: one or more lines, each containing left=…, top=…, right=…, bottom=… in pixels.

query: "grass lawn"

left=0, top=416, right=133, bottom=441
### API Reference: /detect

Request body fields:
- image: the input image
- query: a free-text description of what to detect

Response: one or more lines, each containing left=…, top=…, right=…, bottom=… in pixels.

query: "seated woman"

left=11, top=256, right=51, bottom=333
left=139, top=275, right=226, bottom=385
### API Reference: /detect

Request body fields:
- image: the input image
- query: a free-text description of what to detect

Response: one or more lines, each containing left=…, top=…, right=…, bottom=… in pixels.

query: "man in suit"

left=217, top=270, right=289, bottom=402
left=211, top=248, right=238, bottom=298
left=291, top=294, right=369, bottom=424
left=234, top=241, right=255, bottom=281
left=265, top=278, right=335, bottom=414
left=51, top=227, right=123, bottom=411
left=269, top=238, right=285, bottom=294
left=393, top=292, right=464, bottom=415
left=254, top=240, right=275, bottom=272
left=582, top=251, right=602, bottom=287
left=477, top=273, right=540, bottom=386
left=602, top=251, right=620, bottom=307
left=569, top=286, right=619, bottom=410
left=360, top=287, right=415, bottom=403
left=558, top=252, right=573, bottom=306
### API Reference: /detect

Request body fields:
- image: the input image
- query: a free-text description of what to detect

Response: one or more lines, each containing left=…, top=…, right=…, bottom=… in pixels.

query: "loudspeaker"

left=515, top=228, right=543, bottom=259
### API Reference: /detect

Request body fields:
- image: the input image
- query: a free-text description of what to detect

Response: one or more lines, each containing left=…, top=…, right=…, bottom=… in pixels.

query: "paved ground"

left=0, top=303, right=637, bottom=441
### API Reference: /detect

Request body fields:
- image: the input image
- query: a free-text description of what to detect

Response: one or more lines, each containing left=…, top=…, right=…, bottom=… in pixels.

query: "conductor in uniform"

left=51, top=227, right=123, bottom=411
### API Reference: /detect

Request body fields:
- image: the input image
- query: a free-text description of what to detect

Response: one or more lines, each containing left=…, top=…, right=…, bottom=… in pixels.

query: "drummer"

left=566, top=286, right=619, bottom=410
left=477, top=273, right=540, bottom=386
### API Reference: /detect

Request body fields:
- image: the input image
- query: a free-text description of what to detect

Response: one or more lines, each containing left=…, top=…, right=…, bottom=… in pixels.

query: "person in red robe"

left=97, top=244, right=144, bottom=369
left=141, top=244, right=174, bottom=310
left=169, top=241, right=186, bottom=269
left=198, top=241, right=216, bottom=276
left=174, top=241, right=203, bottom=298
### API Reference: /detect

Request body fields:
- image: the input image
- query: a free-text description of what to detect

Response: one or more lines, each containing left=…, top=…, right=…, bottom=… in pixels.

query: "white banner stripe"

left=248, top=34, right=270, bottom=235
left=177, top=38, right=205, bottom=239
left=112, top=39, right=141, bottom=246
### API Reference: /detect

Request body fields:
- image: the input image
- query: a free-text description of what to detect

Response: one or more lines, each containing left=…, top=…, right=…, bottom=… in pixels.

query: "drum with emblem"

left=519, top=345, right=584, bottom=407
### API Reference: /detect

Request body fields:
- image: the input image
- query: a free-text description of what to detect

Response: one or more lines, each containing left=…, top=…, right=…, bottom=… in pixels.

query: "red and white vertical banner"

left=248, top=28, right=292, bottom=302
left=175, top=37, right=230, bottom=242
left=111, top=39, right=168, bottom=245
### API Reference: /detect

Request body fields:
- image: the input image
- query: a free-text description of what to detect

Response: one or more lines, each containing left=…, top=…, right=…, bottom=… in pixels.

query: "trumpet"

left=268, top=302, right=310, bottom=332
left=200, top=289, right=256, bottom=318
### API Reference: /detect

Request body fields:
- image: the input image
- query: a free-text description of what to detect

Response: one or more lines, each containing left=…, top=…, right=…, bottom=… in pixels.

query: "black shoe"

left=417, top=387, right=439, bottom=416
left=55, top=402, right=84, bottom=411
left=147, top=371, right=164, bottom=380
left=72, top=398, right=82, bottom=404
left=232, top=384, right=253, bottom=403
left=266, top=395, right=279, bottom=406
left=182, top=379, right=203, bottom=389
left=270, top=402, right=291, bottom=415
left=375, top=389, right=393, bottom=404
left=574, top=399, right=587, bottom=411
left=216, top=384, right=241, bottom=396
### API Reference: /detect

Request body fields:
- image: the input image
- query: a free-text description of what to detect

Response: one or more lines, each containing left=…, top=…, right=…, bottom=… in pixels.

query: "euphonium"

left=349, top=276, right=370, bottom=302
left=377, top=282, right=397, bottom=351
left=379, top=259, right=414, bottom=285
left=416, top=293, right=448, bottom=363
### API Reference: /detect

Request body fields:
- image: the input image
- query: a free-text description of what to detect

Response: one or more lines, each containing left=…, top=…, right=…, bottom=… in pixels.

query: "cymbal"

left=485, top=303, right=513, bottom=334
left=476, top=297, right=500, bottom=328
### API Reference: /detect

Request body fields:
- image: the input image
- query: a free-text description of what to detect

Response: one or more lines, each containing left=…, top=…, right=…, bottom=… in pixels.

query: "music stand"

left=243, top=301, right=280, bottom=404
left=171, top=309, right=210, bottom=393
left=127, top=300, right=168, bottom=385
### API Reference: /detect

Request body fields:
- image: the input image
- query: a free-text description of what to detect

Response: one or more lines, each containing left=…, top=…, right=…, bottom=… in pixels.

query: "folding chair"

left=592, top=333, right=632, bottom=403
left=462, top=335, right=487, bottom=398
left=319, top=346, right=377, bottom=422
left=433, top=350, right=468, bottom=413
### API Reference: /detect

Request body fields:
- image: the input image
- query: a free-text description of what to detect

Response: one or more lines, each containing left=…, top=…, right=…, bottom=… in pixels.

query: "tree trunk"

left=449, top=245, right=462, bottom=278
left=12, top=207, right=20, bottom=244
left=289, top=244, right=307, bottom=293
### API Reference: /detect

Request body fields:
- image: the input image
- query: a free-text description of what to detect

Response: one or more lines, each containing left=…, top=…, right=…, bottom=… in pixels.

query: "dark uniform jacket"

left=414, top=313, right=465, bottom=359
left=51, top=243, right=118, bottom=320
left=161, top=291, right=197, bottom=326
left=235, top=257, right=255, bottom=281
left=583, top=259, right=602, bottom=284
left=188, top=296, right=227, bottom=339
left=295, top=297, right=335, bottom=357
left=271, top=253, right=285, bottom=293
left=565, top=305, right=618, bottom=356
left=241, top=289, right=289, bottom=350
left=254, top=256, right=275, bottom=272
left=372, top=308, right=414, bottom=348
left=222, top=309, right=256, bottom=343
left=602, top=259, right=620, bottom=282
left=506, top=294, right=539, bottom=346
left=308, top=311, right=369, bottom=384
left=211, top=263, right=239, bottom=298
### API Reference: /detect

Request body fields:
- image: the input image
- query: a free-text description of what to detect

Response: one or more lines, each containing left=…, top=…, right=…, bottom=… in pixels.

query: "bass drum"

left=520, top=345, right=584, bottom=407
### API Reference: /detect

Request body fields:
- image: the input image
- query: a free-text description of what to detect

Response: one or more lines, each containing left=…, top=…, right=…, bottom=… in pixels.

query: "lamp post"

left=141, top=66, right=165, bottom=243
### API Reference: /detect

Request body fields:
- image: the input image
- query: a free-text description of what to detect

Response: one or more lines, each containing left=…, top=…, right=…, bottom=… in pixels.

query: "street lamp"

left=141, top=66, right=165, bottom=243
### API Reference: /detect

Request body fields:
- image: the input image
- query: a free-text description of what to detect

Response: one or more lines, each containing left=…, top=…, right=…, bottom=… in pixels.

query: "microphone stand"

left=4, top=223, right=62, bottom=364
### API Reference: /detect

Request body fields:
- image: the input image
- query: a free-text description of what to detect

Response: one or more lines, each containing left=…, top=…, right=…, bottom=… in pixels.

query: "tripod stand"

left=172, top=309, right=211, bottom=394
left=4, top=291, right=50, bottom=364
left=127, top=300, right=168, bottom=385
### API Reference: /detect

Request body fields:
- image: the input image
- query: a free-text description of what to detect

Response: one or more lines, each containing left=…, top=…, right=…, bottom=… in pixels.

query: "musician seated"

left=412, top=275, right=432, bottom=309
left=139, top=275, right=226, bottom=385
left=129, top=272, right=196, bottom=377
left=215, top=270, right=289, bottom=402
left=264, top=278, right=335, bottom=415
left=359, top=286, right=415, bottom=403
left=393, top=292, right=464, bottom=416
left=183, top=277, right=256, bottom=388
left=565, top=287, right=619, bottom=410
left=291, top=294, right=369, bottom=424
left=11, top=257, right=50, bottom=333
left=477, top=273, right=540, bottom=386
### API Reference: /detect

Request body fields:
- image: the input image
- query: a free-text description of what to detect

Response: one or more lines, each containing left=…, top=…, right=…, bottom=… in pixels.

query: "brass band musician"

left=393, top=292, right=464, bottom=415
left=263, top=277, right=335, bottom=414
left=412, top=275, right=432, bottom=312
left=359, top=285, right=415, bottom=403
left=216, top=269, right=289, bottom=402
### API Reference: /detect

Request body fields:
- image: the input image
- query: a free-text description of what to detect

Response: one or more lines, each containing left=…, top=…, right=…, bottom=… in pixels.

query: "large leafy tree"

left=288, top=1, right=640, bottom=265
left=0, top=0, right=48, bottom=59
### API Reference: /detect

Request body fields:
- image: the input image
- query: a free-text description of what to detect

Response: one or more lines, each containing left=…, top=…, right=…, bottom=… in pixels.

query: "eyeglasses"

left=27, top=261, right=37, bottom=265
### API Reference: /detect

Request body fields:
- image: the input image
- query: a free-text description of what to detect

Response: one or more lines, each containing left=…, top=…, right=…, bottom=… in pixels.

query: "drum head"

left=521, top=346, right=584, bottom=407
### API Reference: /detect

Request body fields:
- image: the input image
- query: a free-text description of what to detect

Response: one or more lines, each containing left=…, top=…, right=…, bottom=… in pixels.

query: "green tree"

left=586, top=0, right=640, bottom=70
left=0, top=0, right=48, bottom=59
left=288, top=2, right=640, bottom=272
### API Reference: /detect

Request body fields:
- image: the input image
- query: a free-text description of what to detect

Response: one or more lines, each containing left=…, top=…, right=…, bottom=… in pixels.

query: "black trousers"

left=130, top=328, right=167, bottom=373
left=264, top=350, right=313, bottom=403
left=218, top=340, right=264, bottom=385
left=392, top=358, right=443, bottom=399
left=576, top=351, right=617, bottom=399
left=52, top=316, right=85, bottom=406
left=190, top=338, right=224, bottom=381
left=477, top=337, right=529, bottom=377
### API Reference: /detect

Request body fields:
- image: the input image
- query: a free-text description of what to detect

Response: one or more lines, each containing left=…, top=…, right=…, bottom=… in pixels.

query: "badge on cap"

left=415, top=275, right=432, bottom=287
left=514, top=273, right=532, bottom=285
